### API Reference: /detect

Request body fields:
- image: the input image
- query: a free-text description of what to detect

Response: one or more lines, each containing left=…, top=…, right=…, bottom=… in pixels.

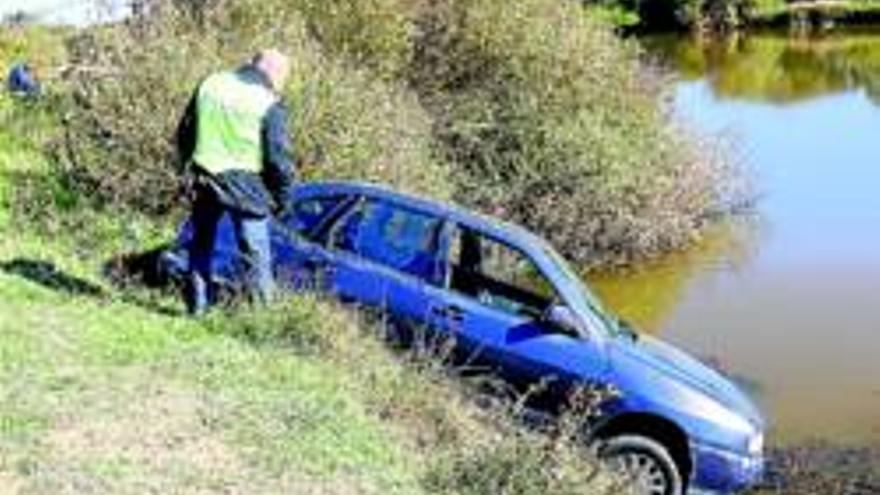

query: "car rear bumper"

left=690, top=441, right=763, bottom=494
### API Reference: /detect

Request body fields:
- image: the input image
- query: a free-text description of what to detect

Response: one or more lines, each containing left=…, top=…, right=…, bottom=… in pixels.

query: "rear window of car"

left=329, top=199, right=443, bottom=283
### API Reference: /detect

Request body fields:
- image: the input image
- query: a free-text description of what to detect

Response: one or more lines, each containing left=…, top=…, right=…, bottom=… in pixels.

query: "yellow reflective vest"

left=192, top=71, right=279, bottom=175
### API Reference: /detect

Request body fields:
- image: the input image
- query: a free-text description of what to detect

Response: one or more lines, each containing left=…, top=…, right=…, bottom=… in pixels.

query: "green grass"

left=0, top=172, right=430, bottom=493
left=0, top=216, right=424, bottom=493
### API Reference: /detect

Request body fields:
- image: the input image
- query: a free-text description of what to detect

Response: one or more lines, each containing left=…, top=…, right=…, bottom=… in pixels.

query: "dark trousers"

left=185, top=185, right=273, bottom=315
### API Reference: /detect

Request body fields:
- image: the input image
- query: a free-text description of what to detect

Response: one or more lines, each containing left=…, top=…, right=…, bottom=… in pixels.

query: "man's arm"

left=261, top=101, right=295, bottom=210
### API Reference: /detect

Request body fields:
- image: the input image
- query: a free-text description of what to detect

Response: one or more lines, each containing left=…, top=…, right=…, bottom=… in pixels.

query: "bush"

left=0, top=26, right=67, bottom=73
left=410, top=0, right=745, bottom=267
left=294, top=0, right=418, bottom=80
left=424, top=387, right=619, bottom=495
left=426, top=427, right=605, bottom=495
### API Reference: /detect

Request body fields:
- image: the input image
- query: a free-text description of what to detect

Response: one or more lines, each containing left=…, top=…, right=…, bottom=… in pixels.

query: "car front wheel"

left=597, top=434, right=684, bottom=495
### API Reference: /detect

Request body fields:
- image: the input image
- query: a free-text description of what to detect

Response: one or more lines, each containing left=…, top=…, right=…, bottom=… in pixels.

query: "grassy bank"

left=0, top=279, right=417, bottom=493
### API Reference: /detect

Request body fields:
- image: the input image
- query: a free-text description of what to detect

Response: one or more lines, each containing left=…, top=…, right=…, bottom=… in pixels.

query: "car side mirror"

left=543, top=304, right=583, bottom=339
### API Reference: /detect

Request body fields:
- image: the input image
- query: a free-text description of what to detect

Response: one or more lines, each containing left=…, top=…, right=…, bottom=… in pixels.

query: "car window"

left=447, top=226, right=557, bottom=319
left=282, top=195, right=345, bottom=238
left=328, top=198, right=443, bottom=283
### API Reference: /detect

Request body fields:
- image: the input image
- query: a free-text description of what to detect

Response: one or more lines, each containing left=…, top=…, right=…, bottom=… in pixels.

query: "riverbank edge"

left=751, top=2, right=880, bottom=28
left=626, top=2, right=880, bottom=35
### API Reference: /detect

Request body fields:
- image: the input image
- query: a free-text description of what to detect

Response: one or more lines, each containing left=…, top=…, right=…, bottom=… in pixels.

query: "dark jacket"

left=7, top=63, right=41, bottom=97
left=176, top=65, right=294, bottom=217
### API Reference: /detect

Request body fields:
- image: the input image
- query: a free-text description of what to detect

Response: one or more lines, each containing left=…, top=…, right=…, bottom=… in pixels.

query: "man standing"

left=176, top=49, right=294, bottom=315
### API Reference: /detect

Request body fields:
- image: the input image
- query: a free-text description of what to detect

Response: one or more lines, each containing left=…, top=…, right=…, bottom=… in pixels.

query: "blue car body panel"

left=166, top=181, right=765, bottom=493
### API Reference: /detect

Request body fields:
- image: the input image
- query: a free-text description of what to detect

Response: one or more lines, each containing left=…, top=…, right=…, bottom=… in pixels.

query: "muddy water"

left=589, top=31, right=880, bottom=445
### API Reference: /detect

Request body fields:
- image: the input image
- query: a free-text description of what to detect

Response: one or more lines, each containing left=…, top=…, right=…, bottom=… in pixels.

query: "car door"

left=426, top=223, right=608, bottom=402
left=316, top=195, right=445, bottom=327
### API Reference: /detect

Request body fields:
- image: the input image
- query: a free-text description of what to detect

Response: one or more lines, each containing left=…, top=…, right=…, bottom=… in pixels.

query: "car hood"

left=608, top=333, right=764, bottom=429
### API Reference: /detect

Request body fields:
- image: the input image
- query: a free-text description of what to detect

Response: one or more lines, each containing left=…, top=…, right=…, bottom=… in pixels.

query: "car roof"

left=294, top=181, right=552, bottom=251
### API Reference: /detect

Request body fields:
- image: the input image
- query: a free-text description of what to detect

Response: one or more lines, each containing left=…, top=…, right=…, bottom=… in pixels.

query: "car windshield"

left=540, top=244, right=623, bottom=337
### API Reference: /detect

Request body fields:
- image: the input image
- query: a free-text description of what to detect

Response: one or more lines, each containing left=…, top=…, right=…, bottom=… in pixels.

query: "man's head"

left=253, top=49, right=291, bottom=92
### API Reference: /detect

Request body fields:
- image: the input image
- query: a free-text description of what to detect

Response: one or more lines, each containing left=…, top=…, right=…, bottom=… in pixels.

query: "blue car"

left=162, top=181, right=765, bottom=495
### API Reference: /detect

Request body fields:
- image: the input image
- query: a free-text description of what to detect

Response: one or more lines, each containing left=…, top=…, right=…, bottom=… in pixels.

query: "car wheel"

left=597, top=434, right=684, bottom=495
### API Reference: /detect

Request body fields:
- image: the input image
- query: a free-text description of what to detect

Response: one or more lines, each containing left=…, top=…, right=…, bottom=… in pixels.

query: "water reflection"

left=586, top=220, right=760, bottom=333
left=645, top=31, right=880, bottom=105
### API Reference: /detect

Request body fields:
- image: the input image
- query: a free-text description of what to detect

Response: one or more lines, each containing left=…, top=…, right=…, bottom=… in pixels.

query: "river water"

left=589, top=31, right=880, bottom=445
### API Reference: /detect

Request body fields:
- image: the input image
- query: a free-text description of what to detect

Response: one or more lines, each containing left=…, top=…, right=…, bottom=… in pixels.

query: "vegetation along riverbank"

left=614, top=0, right=880, bottom=34
left=47, top=0, right=746, bottom=269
